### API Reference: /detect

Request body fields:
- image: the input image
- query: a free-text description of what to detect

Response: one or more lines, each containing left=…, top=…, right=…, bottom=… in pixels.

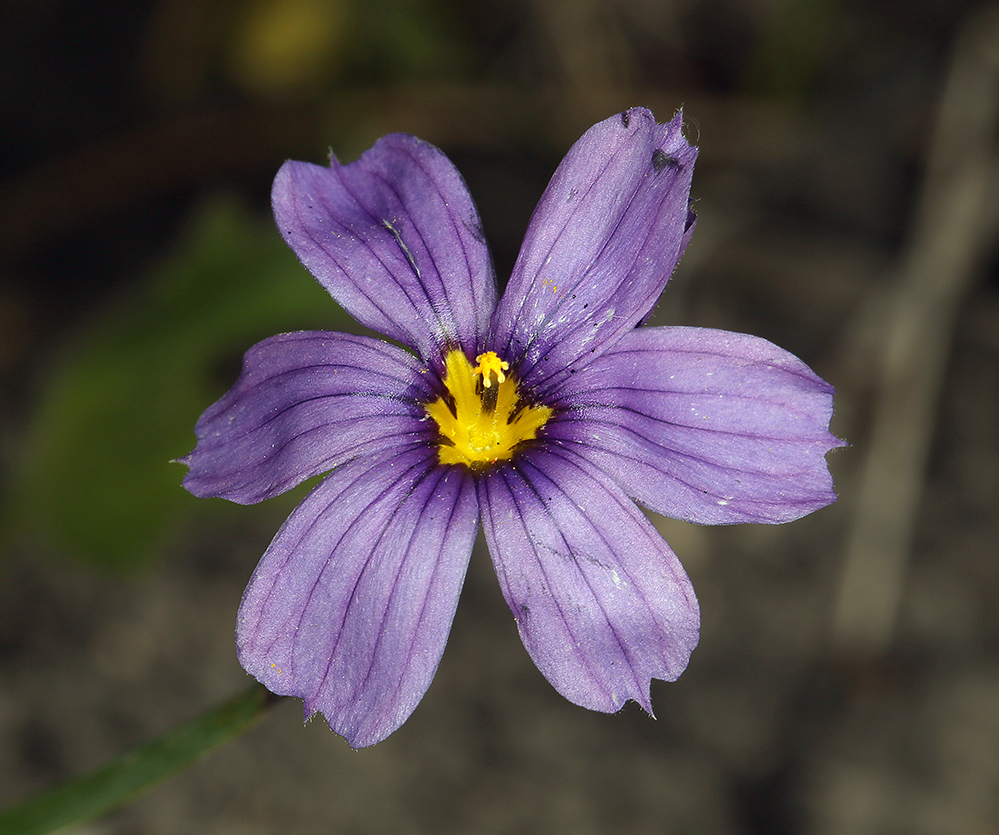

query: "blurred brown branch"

left=832, top=4, right=999, bottom=655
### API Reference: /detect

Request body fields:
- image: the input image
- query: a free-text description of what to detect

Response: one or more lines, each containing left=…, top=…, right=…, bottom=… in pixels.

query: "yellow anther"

left=426, top=350, right=551, bottom=468
left=473, top=351, right=509, bottom=388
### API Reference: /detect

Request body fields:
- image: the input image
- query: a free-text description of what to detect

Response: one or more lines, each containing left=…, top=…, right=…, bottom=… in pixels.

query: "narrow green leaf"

left=0, top=684, right=274, bottom=835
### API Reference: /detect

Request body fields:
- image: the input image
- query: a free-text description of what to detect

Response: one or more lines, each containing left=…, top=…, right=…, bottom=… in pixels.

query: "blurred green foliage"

left=748, top=0, right=840, bottom=101
left=3, top=198, right=349, bottom=571
left=217, top=0, right=466, bottom=98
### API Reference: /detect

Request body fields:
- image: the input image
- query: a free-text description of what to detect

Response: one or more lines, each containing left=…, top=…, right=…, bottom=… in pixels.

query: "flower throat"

left=426, top=350, right=551, bottom=468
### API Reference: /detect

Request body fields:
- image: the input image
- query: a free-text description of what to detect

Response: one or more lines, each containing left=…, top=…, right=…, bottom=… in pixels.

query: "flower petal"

left=181, top=332, right=435, bottom=504
left=236, top=448, right=478, bottom=748
left=273, top=135, right=497, bottom=365
left=491, top=108, right=697, bottom=394
left=551, top=326, right=845, bottom=524
left=478, top=446, right=699, bottom=714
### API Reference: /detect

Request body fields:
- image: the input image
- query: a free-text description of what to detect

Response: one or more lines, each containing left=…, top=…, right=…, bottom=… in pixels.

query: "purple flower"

left=182, top=108, right=843, bottom=748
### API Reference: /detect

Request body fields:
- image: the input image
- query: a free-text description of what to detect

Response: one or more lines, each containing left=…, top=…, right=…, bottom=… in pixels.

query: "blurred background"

left=1, top=0, right=997, bottom=832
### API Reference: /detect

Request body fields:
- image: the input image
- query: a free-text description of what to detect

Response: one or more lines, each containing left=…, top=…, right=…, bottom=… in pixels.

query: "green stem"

left=0, top=683, right=275, bottom=835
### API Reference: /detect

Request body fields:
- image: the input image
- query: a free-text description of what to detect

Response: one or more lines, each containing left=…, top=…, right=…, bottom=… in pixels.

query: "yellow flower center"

left=425, top=350, right=552, bottom=468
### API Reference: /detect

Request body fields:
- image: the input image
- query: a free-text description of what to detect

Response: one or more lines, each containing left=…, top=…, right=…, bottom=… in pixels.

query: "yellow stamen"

left=473, top=351, right=509, bottom=388
left=426, top=349, right=552, bottom=468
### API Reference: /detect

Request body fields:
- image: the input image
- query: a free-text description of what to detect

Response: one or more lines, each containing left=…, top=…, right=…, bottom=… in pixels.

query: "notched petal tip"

left=479, top=448, right=699, bottom=716
left=181, top=332, right=434, bottom=505
left=236, top=453, right=479, bottom=748
left=552, top=326, right=845, bottom=525
left=493, top=107, right=701, bottom=394
left=273, top=137, right=496, bottom=362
